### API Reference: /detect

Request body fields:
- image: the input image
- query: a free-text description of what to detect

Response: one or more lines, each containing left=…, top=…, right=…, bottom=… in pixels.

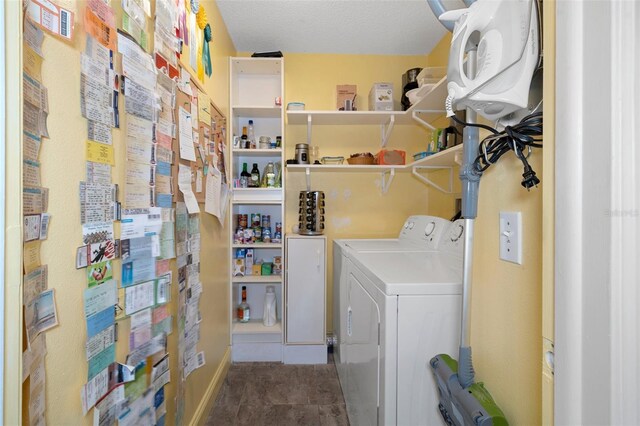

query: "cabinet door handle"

left=316, top=249, right=321, bottom=268
left=347, top=306, right=352, bottom=337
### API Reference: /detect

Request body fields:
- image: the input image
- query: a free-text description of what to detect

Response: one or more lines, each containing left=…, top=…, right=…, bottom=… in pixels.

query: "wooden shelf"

left=286, top=164, right=407, bottom=173
left=232, top=187, right=283, bottom=202
left=232, top=106, right=282, bottom=118
left=232, top=320, right=282, bottom=335
left=232, top=243, right=283, bottom=249
left=231, top=57, right=282, bottom=75
left=286, top=110, right=413, bottom=125
left=232, top=275, right=283, bottom=283
left=232, top=148, right=283, bottom=157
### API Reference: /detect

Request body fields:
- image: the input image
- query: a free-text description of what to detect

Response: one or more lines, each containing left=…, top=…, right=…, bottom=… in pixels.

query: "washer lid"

left=343, top=239, right=430, bottom=253
left=351, top=251, right=463, bottom=296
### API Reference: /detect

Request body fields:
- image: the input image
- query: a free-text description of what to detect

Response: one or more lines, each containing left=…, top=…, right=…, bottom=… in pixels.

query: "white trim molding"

left=555, top=1, right=639, bottom=424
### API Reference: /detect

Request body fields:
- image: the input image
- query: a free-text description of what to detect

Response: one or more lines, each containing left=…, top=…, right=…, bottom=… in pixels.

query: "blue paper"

left=121, top=258, right=156, bottom=287
left=156, top=162, right=171, bottom=176
left=156, top=193, right=172, bottom=208
left=154, top=387, right=165, bottom=408
left=86, top=306, right=115, bottom=339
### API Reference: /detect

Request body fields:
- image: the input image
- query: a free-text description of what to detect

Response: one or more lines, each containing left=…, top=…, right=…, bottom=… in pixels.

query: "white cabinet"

left=284, top=235, right=327, bottom=363
left=229, top=57, right=285, bottom=362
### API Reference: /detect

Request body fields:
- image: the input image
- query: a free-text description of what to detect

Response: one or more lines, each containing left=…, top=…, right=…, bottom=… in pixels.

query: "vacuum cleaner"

left=425, top=0, right=542, bottom=424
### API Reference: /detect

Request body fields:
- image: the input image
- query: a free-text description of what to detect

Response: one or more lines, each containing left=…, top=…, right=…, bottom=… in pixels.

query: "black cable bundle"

left=452, top=112, right=543, bottom=190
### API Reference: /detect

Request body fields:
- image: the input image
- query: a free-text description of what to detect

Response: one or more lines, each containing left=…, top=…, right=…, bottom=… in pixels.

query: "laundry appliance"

left=334, top=217, right=465, bottom=425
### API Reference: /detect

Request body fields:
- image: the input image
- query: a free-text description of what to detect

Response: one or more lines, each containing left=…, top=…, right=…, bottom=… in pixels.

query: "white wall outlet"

left=499, top=211, right=522, bottom=264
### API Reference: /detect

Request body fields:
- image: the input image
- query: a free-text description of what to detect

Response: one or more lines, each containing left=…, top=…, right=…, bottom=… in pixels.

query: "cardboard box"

left=336, top=85, right=357, bottom=110
left=273, top=255, right=283, bottom=275
left=233, top=258, right=245, bottom=276
left=261, top=262, right=273, bottom=276
left=369, top=83, right=394, bottom=111
left=245, top=249, right=254, bottom=275
left=252, top=264, right=262, bottom=275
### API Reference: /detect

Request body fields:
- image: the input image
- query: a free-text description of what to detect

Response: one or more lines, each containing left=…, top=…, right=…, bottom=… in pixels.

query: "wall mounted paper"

left=155, top=274, right=171, bottom=305
left=81, top=74, right=113, bottom=126
left=121, top=0, right=146, bottom=28
left=88, top=239, right=116, bottom=265
left=23, top=241, right=42, bottom=274
left=129, top=308, right=152, bottom=350
left=197, top=91, right=211, bottom=124
left=124, top=280, right=155, bottom=314
left=24, top=18, right=44, bottom=56
left=81, top=367, right=109, bottom=414
left=83, top=221, right=114, bottom=244
left=120, top=208, right=162, bottom=239
left=26, top=0, right=74, bottom=41
left=84, top=279, right=117, bottom=318
left=24, top=214, right=41, bottom=242
left=126, top=113, right=154, bottom=140
left=23, top=131, right=42, bottom=162
left=23, top=265, right=48, bottom=306
left=86, top=324, right=115, bottom=360
left=88, top=120, right=113, bottom=145
left=152, top=317, right=172, bottom=337
left=38, top=212, right=51, bottom=240
left=81, top=54, right=110, bottom=87
left=125, top=136, right=153, bottom=164
left=121, top=235, right=159, bottom=262
left=79, top=182, right=115, bottom=224
left=25, top=289, right=59, bottom=342
left=86, top=161, right=112, bottom=184
left=122, top=258, right=156, bottom=287
left=125, top=182, right=152, bottom=209
left=23, top=159, right=41, bottom=187
left=122, top=13, right=148, bottom=51
left=93, top=385, right=125, bottom=426
left=122, top=55, right=157, bottom=92
left=126, top=333, right=166, bottom=367
left=118, top=32, right=154, bottom=71
left=178, top=107, right=196, bottom=161
left=88, top=344, right=116, bottom=380
left=84, top=7, right=116, bottom=50
left=126, top=161, right=154, bottom=186
left=178, top=164, right=199, bottom=214
left=30, top=381, right=46, bottom=421
left=156, top=193, right=173, bottom=209
left=23, top=186, right=48, bottom=215
left=88, top=260, right=113, bottom=287
left=124, top=79, right=156, bottom=122
left=86, top=306, right=115, bottom=339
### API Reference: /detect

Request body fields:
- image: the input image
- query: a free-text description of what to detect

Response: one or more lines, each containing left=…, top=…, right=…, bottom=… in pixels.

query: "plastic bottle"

left=248, top=120, right=256, bottom=149
left=240, top=163, right=250, bottom=188
left=237, top=286, right=250, bottom=323
left=249, top=163, right=260, bottom=188
left=261, top=162, right=276, bottom=188
left=262, top=286, right=277, bottom=327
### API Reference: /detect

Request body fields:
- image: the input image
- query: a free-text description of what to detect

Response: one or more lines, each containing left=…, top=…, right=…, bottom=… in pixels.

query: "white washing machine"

left=334, top=219, right=465, bottom=425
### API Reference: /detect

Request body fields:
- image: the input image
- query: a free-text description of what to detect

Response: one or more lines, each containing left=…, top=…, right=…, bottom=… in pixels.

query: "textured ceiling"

left=216, top=0, right=464, bottom=56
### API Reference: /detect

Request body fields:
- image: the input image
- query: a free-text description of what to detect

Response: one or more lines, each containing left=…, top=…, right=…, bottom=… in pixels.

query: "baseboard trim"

left=190, top=347, right=231, bottom=426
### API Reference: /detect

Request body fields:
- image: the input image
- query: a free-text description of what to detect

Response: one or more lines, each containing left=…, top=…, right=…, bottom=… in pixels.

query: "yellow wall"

left=29, top=0, right=235, bottom=424
left=426, top=27, right=543, bottom=426
left=282, top=53, right=436, bottom=331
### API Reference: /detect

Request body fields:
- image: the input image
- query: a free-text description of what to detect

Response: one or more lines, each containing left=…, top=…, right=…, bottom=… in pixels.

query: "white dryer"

left=332, top=216, right=451, bottom=384
left=334, top=219, right=465, bottom=426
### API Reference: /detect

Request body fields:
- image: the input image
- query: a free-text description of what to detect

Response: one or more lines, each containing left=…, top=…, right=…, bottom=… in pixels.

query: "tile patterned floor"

left=206, top=356, right=349, bottom=425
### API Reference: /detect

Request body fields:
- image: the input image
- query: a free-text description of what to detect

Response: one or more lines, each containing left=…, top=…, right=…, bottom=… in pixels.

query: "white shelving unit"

left=285, top=75, right=460, bottom=193
left=229, top=57, right=286, bottom=362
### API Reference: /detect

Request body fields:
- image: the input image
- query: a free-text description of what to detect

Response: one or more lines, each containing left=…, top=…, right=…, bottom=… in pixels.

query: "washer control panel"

left=398, top=215, right=451, bottom=250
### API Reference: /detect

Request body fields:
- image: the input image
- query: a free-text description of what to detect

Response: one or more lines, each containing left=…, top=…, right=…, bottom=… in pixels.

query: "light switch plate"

left=499, top=211, right=522, bottom=264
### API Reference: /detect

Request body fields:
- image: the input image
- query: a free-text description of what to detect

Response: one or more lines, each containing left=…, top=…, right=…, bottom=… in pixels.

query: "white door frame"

left=555, top=1, right=639, bottom=424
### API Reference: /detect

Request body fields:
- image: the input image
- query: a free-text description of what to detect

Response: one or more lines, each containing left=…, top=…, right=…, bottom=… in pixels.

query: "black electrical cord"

left=451, top=112, right=543, bottom=190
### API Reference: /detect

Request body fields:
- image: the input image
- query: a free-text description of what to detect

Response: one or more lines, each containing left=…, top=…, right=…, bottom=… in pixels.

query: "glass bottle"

left=239, top=163, right=250, bottom=188
left=237, top=286, right=250, bottom=323
left=261, top=162, right=276, bottom=188
left=249, top=163, right=260, bottom=188
left=248, top=120, right=256, bottom=149
left=241, top=126, right=249, bottom=149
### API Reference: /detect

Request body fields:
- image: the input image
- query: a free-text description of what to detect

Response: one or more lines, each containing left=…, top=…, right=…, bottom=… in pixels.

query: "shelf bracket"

left=412, top=166, right=454, bottom=194
left=411, top=110, right=445, bottom=131
left=380, top=169, right=395, bottom=194
left=306, top=114, right=312, bottom=145
left=380, top=115, right=395, bottom=148
left=305, top=167, right=311, bottom=191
